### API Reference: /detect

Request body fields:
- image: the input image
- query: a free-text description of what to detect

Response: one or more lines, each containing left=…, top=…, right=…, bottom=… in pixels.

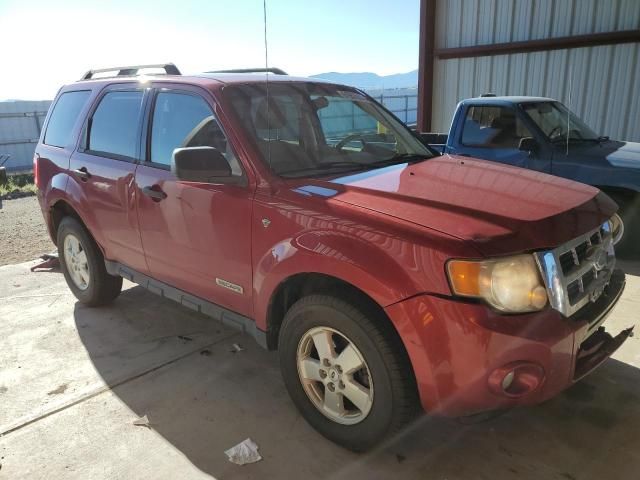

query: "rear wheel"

left=278, top=294, right=419, bottom=451
left=57, top=217, right=122, bottom=306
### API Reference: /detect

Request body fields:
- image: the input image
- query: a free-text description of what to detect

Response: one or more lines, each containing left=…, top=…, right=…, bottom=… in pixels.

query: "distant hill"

left=310, top=70, right=418, bottom=90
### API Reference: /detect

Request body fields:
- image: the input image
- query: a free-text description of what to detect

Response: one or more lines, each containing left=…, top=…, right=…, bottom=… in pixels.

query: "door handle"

left=142, top=186, right=167, bottom=201
left=72, top=167, right=91, bottom=181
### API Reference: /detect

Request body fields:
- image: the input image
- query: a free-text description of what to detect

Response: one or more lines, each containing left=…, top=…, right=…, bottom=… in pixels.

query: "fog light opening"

left=489, top=362, right=545, bottom=398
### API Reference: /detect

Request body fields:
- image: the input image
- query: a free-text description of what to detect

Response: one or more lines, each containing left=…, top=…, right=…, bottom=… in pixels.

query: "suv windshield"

left=522, top=101, right=599, bottom=143
left=224, top=83, right=433, bottom=178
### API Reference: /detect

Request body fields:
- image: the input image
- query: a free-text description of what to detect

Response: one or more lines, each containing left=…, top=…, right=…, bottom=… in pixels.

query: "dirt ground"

left=0, top=196, right=53, bottom=266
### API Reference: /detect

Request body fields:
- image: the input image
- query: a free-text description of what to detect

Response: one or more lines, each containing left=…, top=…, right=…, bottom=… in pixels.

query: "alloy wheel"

left=63, top=233, right=90, bottom=290
left=296, top=326, right=374, bottom=425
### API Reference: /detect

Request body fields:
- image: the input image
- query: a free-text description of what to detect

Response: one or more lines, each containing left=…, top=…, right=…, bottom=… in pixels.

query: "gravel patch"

left=0, top=196, right=53, bottom=266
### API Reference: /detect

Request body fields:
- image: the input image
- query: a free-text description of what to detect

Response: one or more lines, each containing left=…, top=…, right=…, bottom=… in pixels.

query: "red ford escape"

left=35, top=64, right=632, bottom=451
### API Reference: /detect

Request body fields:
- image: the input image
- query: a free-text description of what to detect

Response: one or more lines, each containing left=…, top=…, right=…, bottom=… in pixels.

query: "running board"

left=104, top=260, right=267, bottom=349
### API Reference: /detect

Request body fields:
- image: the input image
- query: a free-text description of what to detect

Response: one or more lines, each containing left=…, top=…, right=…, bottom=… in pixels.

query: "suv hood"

left=299, top=155, right=616, bottom=256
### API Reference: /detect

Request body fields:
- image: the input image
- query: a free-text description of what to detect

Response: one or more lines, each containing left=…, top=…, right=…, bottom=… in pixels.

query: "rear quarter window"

left=44, top=90, right=91, bottom=148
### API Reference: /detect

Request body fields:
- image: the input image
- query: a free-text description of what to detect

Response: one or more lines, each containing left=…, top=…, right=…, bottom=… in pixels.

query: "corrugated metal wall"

left=432, top=0, right=640, bottom=141
left=0, top=101, right=51, bottom=172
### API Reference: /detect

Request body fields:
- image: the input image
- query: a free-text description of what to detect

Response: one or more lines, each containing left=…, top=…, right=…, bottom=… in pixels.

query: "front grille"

left=535, top=222, right=616, bottom=317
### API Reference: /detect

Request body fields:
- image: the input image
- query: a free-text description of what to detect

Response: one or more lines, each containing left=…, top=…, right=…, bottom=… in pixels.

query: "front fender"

left=252, top=229, right=423, bottom=330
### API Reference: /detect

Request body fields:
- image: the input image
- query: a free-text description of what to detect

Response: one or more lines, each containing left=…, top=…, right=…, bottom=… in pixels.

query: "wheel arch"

left=265, top=272, right=418, bottom=391
left=49, top=199, right=104, bottom=256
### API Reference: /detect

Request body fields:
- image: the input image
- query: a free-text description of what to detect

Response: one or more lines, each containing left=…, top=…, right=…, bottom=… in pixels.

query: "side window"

left=88, top=91, right=144, bottom=159
left=150, top=92, right=241, bottom=175
left=461, top=106, right=532, bottom=148
left=44, top=90, right=91, bottom=148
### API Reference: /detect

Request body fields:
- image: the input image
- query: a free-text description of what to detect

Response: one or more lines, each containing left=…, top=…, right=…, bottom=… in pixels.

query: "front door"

left=134, top=86, right=253, bottom=317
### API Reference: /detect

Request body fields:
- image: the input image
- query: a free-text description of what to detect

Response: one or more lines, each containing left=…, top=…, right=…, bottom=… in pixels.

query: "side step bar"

left=104, top=260, right=268, bottom=349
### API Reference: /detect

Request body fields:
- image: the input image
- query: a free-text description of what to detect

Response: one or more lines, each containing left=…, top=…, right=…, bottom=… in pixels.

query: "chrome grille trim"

left=535, top=221, right=616, bottom=317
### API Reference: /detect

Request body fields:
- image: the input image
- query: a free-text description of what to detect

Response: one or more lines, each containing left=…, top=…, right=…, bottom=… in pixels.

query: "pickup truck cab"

left=424, top=96, right=638, bottom=253
left=35, top=65, right=632, bottom=451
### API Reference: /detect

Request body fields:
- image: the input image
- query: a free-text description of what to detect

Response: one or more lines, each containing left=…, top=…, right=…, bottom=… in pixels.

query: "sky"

left=0, top=0, right=420, bottom=100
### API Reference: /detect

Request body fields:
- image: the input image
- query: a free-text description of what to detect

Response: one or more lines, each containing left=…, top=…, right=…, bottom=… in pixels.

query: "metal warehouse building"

left=417, top=0, right=640, bottom=142
left=0, top=101, right=50, bottom=172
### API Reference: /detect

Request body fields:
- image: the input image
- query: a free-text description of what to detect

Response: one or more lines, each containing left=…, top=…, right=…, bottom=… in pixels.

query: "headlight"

left=447, top=254, right=548, bottom=313
left=609, top=213, right=624, bottom=245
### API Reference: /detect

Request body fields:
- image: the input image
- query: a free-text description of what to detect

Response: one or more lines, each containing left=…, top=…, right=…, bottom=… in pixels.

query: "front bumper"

left=385, top=268, right=631, bottom=417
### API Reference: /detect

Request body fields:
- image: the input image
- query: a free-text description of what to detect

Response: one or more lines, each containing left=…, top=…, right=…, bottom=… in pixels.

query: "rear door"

left=68, top=86, right=148, bottom=273
left=134, top=85, right=254, bottom=317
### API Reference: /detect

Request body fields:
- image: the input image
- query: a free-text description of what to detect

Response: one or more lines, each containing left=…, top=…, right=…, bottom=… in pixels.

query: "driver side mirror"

left=171, top=147, right=231, bottom=182
left=518, top=137, right=538, bottom=152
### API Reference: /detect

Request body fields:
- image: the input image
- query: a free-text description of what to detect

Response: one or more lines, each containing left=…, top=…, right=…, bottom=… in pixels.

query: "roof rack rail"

left=208, top=68, right=288, bottom=75
left=80, top=63, right=181, bottom=80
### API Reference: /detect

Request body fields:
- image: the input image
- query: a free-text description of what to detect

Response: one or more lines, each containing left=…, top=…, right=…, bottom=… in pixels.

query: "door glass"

left=150, top=92, right=241, bottom=174
left=461, top=106, right=531, bottom=148
left=88, top=91, right=144, bottom=159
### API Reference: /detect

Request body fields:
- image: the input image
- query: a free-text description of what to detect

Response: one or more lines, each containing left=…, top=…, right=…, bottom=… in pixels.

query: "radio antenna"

left=566, top=63, right=572, bottom=156
left=263, top=0, right=272, bottom=169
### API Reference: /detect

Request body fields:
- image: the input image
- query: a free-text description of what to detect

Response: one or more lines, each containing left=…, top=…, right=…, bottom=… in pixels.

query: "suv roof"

left=70, top=63, right=335, bottom=91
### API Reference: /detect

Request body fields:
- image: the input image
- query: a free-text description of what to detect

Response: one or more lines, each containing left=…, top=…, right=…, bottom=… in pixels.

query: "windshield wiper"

left=378, top=153, right=429, bottom=165
left=279, top=161, right=375, bottom=177
left=279, top=154, right=429, bottom=178
left=551, top=136, right=600, bottom=144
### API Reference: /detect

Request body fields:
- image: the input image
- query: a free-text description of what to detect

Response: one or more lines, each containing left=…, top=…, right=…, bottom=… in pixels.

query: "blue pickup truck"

left=420, top=96, right=638, bottom=254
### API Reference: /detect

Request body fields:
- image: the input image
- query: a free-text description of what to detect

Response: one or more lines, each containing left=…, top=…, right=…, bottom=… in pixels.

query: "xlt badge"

left=215, top=278, right=244, bottom=294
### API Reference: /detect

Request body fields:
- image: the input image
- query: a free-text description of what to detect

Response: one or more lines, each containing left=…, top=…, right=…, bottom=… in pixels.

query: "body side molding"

left=104, top=260, right=267, bottom=348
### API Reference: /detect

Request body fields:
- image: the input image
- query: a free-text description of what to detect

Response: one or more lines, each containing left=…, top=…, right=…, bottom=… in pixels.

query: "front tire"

left=57, top=217, right=122, bottom=306
left=278, top=294, right=419, bottom=451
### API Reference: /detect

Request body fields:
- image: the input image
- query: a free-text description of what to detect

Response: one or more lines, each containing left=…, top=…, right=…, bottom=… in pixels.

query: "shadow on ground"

left=72, top=284, right=640, bottom=480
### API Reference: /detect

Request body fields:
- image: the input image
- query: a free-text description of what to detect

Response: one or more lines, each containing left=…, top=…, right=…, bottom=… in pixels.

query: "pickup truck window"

left=522, top=101, right=598, bottom=143
left=150, top=91, right=241, bottom=174
left=88, top=91, right=143, bottom=160
left=461, top=105, right=532, bottom=148
left=224, top=83, right=432, bottom=178
left=44, top=90, right=91, bottom=148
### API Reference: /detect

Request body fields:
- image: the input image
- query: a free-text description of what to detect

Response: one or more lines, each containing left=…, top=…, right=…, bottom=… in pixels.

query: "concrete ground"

left=0, top=260, right=639, bottom=480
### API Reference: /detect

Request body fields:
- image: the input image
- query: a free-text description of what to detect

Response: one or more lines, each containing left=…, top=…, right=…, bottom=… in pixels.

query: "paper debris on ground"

left=132, top=414, right=150, bottom=427
left=231, top=343, right=244, bottom=353
left=224, top=438, right=262, bottom=465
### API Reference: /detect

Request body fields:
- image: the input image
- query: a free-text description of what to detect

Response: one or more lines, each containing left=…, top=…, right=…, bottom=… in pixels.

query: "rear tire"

left=278, top=294, right=419, bottom=451
left=57, top=217, right=122, bottom=306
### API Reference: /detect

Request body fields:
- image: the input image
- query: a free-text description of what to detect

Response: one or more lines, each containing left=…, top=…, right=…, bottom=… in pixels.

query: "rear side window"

left=150, top=91, right=241, bottom=174
left=461, top=105, right=532, bottom=148
left=44, top=91, right=91, bottom=148
left=88, top=91, right=144, bottom=159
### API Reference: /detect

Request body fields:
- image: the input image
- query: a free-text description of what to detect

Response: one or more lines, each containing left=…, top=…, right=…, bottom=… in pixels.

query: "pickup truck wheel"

left=278, top=294, right=418, bottom=451
left=57, top=217, right=122, bottom=306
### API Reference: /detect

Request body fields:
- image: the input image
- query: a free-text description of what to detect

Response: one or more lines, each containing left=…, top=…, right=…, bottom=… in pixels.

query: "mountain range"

left=310, top=69, right=418, bottom=90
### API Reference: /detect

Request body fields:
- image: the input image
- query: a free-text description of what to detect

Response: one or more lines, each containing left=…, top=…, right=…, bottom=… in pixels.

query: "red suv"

left=35, top=64, right=632, bottom=451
